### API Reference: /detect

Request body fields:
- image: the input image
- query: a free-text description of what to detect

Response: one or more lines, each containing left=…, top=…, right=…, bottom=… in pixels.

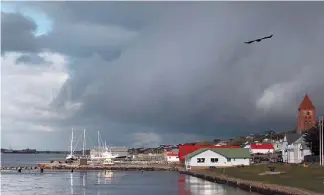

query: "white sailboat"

left=66, top=128, right=77, bottom=160
left=90, top=131, right=119, bottom=161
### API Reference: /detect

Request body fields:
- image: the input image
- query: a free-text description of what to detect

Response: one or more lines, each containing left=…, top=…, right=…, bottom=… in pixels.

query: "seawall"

left=1, top=164, right=179, bottom=172
left=180, top=170, right=323, bottom=195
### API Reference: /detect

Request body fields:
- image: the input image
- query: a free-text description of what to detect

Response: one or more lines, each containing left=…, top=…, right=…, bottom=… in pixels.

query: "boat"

left=1, top=148, right=13, bottom=153
left=89, top=131, right=120, bottom=161
left=103, top=158, right=114, bottom=165
left=66, top=128, right=78, bottom=160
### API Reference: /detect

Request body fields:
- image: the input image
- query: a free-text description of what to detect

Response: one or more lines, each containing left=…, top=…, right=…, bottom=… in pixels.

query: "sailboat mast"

left=70, top=128, right=74, bottom=156
left=82, top=129, right=86, bottom=156
left=98, top=131, right=101, bottom=158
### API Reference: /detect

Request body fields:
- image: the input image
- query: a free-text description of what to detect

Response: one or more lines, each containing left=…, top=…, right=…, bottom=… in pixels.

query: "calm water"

left=1, top=154, right=260, bottom=195
left=1, top=153, right=67, bottom=167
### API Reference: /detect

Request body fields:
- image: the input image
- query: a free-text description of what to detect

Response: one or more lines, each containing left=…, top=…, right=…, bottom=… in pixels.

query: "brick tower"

left=296, top=94, right=316, bottom=134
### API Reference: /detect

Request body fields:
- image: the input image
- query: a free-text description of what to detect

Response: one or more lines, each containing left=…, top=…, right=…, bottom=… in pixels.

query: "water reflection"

left=70, top=173, right=73, bottom=195
left=1, top=171, right=260, bottom=195
left=97, top=171, right=100, bottom=184
left=103, top=170, right=114, bottom=184
left=178, top=174, right=257, bottom=195
left=185, top=176, right=225, bottom=195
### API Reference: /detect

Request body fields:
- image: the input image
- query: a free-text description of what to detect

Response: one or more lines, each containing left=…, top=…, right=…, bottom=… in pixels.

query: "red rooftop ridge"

left=251, top=144, right=274, bottom=149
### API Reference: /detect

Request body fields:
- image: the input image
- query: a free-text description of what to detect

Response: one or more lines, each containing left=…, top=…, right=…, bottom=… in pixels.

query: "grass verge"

left=197, top=164, right=324, bottom=193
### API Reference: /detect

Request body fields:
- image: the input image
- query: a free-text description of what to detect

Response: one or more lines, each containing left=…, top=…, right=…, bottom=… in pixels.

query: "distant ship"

left=1, top=148, right=13, bottom=153
left=1, top=148, right=37, bottom=154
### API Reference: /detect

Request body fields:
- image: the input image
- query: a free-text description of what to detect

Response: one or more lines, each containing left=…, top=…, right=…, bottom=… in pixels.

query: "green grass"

left=197, top=164, right=324, bottom=193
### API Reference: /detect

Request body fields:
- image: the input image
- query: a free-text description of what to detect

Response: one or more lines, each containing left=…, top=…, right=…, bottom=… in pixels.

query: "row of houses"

left=164, top=132, right=311, bottom=169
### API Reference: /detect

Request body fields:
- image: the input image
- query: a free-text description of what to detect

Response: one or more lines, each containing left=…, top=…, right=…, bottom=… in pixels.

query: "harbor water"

left=1, top=154, right=260, bottom=195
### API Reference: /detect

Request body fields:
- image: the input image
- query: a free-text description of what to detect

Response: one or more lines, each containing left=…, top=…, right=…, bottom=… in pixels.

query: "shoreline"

left=0, top=164, right=179, bottom=172
left=180, top=170, right=324, bottom=195
left=2, top=164, right=323, bottom=195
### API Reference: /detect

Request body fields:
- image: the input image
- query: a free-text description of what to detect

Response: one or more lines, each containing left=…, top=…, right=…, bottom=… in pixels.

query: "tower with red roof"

left=296, top=94, right=316, bottom=134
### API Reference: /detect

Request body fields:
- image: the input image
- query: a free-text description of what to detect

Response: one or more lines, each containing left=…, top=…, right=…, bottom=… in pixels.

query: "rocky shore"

left=180, top=170, right=324, bottom=195
left=0, top=163, right=179, bottom=172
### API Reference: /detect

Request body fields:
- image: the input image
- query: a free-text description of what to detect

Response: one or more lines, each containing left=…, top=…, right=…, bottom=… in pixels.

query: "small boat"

left=103, top=158, right=114, bottom=166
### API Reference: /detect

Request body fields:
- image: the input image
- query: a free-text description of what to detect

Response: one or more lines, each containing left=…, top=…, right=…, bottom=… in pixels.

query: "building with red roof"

left=165, top=152, right=179, bottom=163
left=247, top=143, right=274, bottom=154
left=178, top=145, right=240, bottom=161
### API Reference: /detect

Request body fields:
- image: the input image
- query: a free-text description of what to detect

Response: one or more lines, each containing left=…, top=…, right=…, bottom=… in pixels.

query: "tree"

left=304, top=123, right=323, bottom=155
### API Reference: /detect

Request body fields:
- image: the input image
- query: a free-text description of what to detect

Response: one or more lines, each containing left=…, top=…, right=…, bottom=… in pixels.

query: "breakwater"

left=180, top=170, right=323, bottom=195
left=1, top=164, right=179, bottom=172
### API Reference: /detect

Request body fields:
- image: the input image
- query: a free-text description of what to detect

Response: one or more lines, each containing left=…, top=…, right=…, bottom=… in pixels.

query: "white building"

left=282, top=133, right=311, bottom=164
left=244, top=144, right=274, bottom=154
left=166, top=153, right=179, bottom=163
left=249, top=144, right=274, bottom=154
left=214, top=140, right=229, bottom=146
left=184, top=148, right=250, bottom=170
left=272, top=140, right=283, bottom=152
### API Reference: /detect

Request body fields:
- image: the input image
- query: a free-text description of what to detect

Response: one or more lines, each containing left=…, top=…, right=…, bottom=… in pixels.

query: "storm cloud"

left=1, top=2, right=324, bottom=150
left=1, top=12, right=39, bottom=53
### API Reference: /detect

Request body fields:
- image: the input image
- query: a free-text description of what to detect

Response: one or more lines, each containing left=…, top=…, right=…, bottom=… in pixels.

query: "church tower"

left=296, top=94, right=316, bottom=134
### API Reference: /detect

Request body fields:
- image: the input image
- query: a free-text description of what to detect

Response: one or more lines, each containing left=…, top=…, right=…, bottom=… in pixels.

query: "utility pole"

left=322, top=116, right=324, bottom=166
left=320, top=117, right=322, bottom=166
left=320, top=116, right=323, bottom=166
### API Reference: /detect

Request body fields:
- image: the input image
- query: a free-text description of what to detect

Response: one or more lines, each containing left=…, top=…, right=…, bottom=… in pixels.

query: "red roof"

left=298, top=94, right=315, bottom=110
left=178, top=145, right=240, bottom=161
left=251, top=144, right=274, bottom=149
left=167, top=153, right=178, bottom=157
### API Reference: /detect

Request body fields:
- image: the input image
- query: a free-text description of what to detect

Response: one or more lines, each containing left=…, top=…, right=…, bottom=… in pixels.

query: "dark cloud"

left=1, top=12, right=39, bottom=53
left=15, top=53, right=48, bottom=65
left=59, top=2, right=324, bottom=135
left=2, top=2, right=324, bottom=149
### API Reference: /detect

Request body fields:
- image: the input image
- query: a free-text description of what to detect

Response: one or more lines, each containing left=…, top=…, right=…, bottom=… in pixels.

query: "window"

left=227, top=158, right=231, bottom=162
left=197, top=158, right=205, bottom=163
left=211, top=158, right=219, bottom=163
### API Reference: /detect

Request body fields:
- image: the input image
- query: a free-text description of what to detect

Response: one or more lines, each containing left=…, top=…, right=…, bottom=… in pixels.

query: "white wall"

left=251, top=149, right=274, bottom=154
left=167, top=156, right=179, bottom=162
left=282, top=135, right=311, bottom=164
left=287, top=143, right=311, bottom=163
left=185, top=150, right=250, bottom=169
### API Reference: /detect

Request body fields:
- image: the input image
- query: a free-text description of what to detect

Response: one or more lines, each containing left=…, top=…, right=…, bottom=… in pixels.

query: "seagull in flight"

left=244, top=34, right=273, bottom=44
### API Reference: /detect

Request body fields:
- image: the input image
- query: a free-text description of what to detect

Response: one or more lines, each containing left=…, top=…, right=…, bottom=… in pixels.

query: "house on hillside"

left=272, top=140, right=283, bottom=152
left=282, top=133, right=311, bottom=163
left=214, top=140, right=229, bottom=146
left=184, top=148, right=251, bottom=170
left=245, top=144, right=274, bottom=154
left=165, top=153, right=179, bottom=163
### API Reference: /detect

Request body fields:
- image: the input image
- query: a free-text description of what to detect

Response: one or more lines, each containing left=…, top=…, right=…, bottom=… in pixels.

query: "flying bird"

left=244, top=34, right=273, bottom=44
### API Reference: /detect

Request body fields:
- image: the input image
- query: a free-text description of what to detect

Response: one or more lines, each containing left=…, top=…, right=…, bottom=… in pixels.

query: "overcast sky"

left=1, top=2, right=324, bottom=150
